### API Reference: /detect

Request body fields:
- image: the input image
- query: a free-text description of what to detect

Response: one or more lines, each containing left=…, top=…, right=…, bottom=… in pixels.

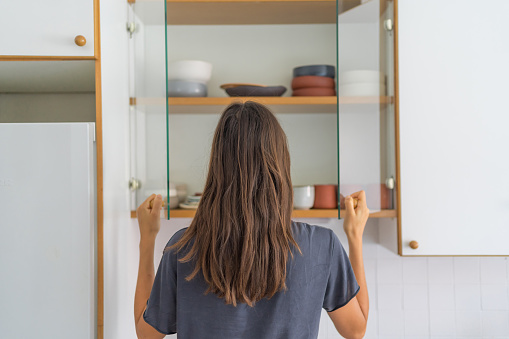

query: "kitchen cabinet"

left=0, top=0, right=95, bottom=57
left=128, top=0, right=398, bottom=220
left=0, top=0, right=102, bottom=336
left=397, top=0, right=509, bottom=255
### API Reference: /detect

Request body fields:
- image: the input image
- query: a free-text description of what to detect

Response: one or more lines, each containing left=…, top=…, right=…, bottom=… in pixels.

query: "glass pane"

left=337, top=0, right=396, bottom=214
left=129, top=1, right=168, bottom=217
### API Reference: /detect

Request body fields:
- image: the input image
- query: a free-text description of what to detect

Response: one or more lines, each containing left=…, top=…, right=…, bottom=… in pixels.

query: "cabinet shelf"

left=131, top=96, right=393, bottom=113
left=130, top=209, right=396, bottom=219
left=162, top=0, right=363, bottom=25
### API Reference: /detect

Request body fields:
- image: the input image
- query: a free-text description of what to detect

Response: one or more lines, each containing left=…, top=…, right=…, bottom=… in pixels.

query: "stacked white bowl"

left=339, top=70, right=386, bottom=96
left=167, top=60, right=212, bottom=97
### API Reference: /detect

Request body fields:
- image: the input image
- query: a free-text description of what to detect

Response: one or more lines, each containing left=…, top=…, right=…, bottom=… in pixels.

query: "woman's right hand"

left=343, top=190, right=370, bottom=242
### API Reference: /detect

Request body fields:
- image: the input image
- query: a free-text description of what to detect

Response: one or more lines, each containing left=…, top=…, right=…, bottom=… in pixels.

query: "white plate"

left=179, top=203, right=199, bottom=210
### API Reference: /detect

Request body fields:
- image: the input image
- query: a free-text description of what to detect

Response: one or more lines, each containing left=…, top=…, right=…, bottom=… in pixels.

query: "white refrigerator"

left=0, top=123, right=96, bottom=338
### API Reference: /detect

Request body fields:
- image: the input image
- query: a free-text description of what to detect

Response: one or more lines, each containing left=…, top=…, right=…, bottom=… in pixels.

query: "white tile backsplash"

left=365, top=259, right=377, bottom=285
left=481, top=284, right=509, bottom=310
left=481, top=311, right=509, bottom=336
left=356, top=224, right=509, bottom=338
left=455, top=284, right=481, bottom=310
left=455, top=311, right=482, bottom=337
left=311, top=222, right=509, bottom=338
left=429, top=284, right=455, bottom=311
left=378, top=284, right=403, bottom=310
left=481, top=258, right=508, bottom=284
left=378, top=309, right=405, bottom=336
left=404, top=310, right=430, bottom=336
left=378, top=258, right=403, bottom=284
left=453, top=257, right=480, bottom=283
left=404, top=284, right=429, bottom=310
left=429, top=311, right=455, bottom=336
left=365, top=310, right=378, bottom=339
left=403, top=258, right=428, bottom=284
left=428, top=258, right=454, bottom=284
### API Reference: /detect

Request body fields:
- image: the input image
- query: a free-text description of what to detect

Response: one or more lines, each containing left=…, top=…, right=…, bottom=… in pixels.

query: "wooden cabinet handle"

left=409, top=240, right=419, bottom=249
left=74, top=35, right=87, bottom=47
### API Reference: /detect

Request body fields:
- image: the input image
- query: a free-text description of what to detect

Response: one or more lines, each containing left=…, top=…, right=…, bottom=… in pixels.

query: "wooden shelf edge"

left=163, top=0, right=353, bottom=25
left=131, top=209, right=397, bottom=219
left=130, top=96, right=393, bottom=107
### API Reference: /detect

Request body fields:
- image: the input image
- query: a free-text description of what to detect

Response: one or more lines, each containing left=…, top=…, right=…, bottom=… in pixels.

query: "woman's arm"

left=328, top=191, right=370, bottom=339
left=134, top=194, right=165, bottom=339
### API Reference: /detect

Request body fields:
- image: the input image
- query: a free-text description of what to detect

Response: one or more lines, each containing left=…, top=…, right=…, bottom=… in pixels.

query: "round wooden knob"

left=409, top=241, right=419, bottom=249
left=74, top=35, right=87, bottom=47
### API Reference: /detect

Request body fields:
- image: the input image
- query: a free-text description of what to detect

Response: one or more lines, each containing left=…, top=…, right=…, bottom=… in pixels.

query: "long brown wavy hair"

left=170, top=101, right=300, bottom=306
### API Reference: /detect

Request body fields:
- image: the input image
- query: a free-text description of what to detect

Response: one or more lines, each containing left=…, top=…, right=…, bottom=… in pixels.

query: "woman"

left=134, top=101, right=369, bottom=339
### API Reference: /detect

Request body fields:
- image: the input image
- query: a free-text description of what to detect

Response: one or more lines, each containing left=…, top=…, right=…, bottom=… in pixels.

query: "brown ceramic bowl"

left=225, top=85, right=287, bottom=97
left=292, top=76, right=335, bottom=90
left=292, top=87, right=336, bottom=96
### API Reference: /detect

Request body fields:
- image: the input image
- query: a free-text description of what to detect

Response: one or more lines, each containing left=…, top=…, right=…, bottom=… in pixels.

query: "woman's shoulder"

left=163, top=227, right=189, bottom=251
left=291, top=220, right=336, bottom=244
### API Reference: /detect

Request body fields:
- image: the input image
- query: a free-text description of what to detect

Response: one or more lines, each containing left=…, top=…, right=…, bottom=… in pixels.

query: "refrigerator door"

left=0, top=123, right=95, bottom=338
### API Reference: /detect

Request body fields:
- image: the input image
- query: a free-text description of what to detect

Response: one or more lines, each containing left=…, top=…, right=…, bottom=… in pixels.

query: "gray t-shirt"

left=143, top=221, right=359, bottom=339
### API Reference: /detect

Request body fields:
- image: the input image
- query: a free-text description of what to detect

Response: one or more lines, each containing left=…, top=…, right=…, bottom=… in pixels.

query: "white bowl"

left=339, top=83, right=386, bottom=96
left=340, top=70, right=385, bottom=85
left=167, top=80, right=207, bottom=97
left=168, top=60, right=212, bottom=84
left=293, top=186, right=315, bottom=210
left=168, top=196, right=179, bottom=209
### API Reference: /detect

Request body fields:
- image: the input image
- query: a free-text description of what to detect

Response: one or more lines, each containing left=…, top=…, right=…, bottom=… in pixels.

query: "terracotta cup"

left=313, top=184, right=338, bottom=209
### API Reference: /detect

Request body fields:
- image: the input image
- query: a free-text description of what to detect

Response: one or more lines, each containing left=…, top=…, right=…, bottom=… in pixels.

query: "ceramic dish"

left=292, top=87, right=336, bottom=96
left=168, top=80, right=207, bottom=97
left=225, top=85, right=286, bottom=97
left=220, top=83, right=266, bottom=89
left=291, top=75, right=335, bottom=90
left=293, top=65, right=335, bottom=79
left=179, top=203, right=199, bottom=210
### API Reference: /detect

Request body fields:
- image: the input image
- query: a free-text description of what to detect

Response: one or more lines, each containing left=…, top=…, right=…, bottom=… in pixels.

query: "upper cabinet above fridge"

left=0, top=0, right=95, bottom=57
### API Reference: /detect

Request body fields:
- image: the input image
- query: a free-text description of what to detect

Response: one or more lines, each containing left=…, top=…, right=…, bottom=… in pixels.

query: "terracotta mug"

left=313, top=184, right=338, bottom=209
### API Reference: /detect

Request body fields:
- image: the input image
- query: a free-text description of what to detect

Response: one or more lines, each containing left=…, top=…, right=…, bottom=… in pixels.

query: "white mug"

left=293, top=186, right=315, bottom=210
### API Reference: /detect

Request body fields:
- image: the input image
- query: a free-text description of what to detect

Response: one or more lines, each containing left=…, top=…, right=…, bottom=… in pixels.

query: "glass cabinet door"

left=128, top=1, right=168, bottom=215
left=337, top=0, right=396, bottom=214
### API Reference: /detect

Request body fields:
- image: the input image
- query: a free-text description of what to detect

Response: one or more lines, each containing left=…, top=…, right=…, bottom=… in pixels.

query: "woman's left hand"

left=137, top=194, right=163, bottom=240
